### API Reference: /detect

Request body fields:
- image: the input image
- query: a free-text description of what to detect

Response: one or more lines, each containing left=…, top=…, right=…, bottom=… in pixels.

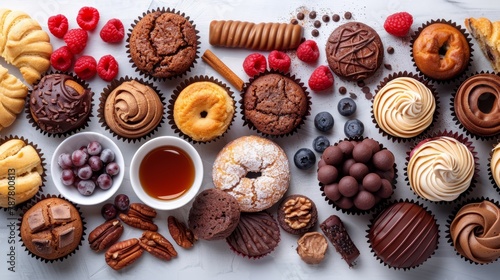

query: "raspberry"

left=74, top=55, right=97, bottom=80
left=383, top=12, right=413, bottom=37
left=47, top=14, right=69, bottom=38
left=64, top=28, right=88, bottom=54
left=308, top=65, right=334, bottom=91
left=76, top=6, right=100, bottom=31
left=100, top=18, right=125, bottom=43
left=268, top=50, right=291, bottom=73
left=297, top=40, right=320, bottom=63
left=97, top=55, right=119, bottom=81
left=50, top=46, right=73, bottom=71
left=242, top=53, right=267, bottom=77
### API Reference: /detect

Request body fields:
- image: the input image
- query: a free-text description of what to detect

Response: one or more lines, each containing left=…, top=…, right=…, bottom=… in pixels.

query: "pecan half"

left=139, top=231, right=177, bottom=261
left=167, top=216, right=196, bottom=249
left=105, top=238, right=143, bottom=270
left=88, top=219, right=124, bottom=252
left=119, top=203, right=158, bottom=231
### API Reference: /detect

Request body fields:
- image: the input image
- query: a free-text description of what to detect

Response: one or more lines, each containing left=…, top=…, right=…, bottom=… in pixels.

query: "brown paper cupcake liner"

left=371, top=71, right=440, bottom=143
left=410, top=19, right=473, bottom=84
left=239, top=70, right=312, bottom=138
left=318, top=136, right=398, bottom=215
left=167, top=75, right=236, bottom=144
left=97, top=76, right=166, bottom=143
left=25, top=71, right=93, bottom=138
left=126, top=7, right=200, bottom=82
left=450, top=71, right=500, bottom=140
left=17, top=194, right=86, bottom=263
left=404, top=130, right=479, bottom=204
left=366, top=198, right=440, bottom=270
left=0, top=135, right=46, bottom=211
left=445, top=197, right=500, bottom=265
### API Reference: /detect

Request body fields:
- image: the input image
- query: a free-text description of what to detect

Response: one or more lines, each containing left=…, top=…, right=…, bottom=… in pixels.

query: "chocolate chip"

left=349, top=92, right=357, bottom=99
left=344, top=12, right=352, bottom=19
left=322, top=15, right=330, bottom=22
left=311, top=29, right=319, bottom=37
left=332, top=14, right=340, bottom=22
left=384, top=64, right=392, bottom=70
left=291, top=19, right=298, bottom=25
left=357, top=81, right=365, bottom=87
left=339, top=86, right=347, bottom=95
left=387, top=46, right=394, bottom=54
left=297, top=12, right=305, bottom=20
left=362, top=86, right=372, bottom=99
left=314, top=20, right=321, bottom=28
left=309, top=11, right=317, bottom=19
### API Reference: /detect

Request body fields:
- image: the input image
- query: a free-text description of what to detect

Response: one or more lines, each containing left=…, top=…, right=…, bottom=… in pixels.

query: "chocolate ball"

left=376, top=168, right=395, bottom=181
left=352, top=142, right=372, bottom=163
left=372, top=149, right=395, bottom=171
left=353, top=190, right=376, bottom=210
left=349, top=162, right=369, bottom=182
left=376, top=179, right=394, bottom=199
left=322, top=146, right=343, bottom=166
left=342, top=158, right=356, bottom=175
left=335, top=196, right=354, bottom=209
left=362, top=138, right=381, bottom=153
left=324, top=183, right=341, bottom=201
left=317, top=165, right=338, bottom=185
left=362, top=173, right=382, bottom=192
left=337, top=141, right=354, bottom=156
left=338, top=176, right=359, bottom=197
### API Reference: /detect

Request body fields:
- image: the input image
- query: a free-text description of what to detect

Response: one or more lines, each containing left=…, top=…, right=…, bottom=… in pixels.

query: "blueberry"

left=338, top=97, right=357, bottom=116
left=294, top=148, right=316, bottom=170
left=312, top=136, right=330, bottom=153
left=314, top=111, right=334, bottom=132
left=344, top=119, right=364, bottom=137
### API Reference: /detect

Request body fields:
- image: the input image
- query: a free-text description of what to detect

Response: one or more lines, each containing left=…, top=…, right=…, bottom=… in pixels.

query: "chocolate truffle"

left=277, top=194, right=318, bottom=235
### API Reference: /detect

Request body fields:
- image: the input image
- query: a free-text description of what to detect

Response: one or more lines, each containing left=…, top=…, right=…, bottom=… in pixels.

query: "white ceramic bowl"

left=51, top=132, right=124, bottom=205
left=130, top=136, right=203, bottom=210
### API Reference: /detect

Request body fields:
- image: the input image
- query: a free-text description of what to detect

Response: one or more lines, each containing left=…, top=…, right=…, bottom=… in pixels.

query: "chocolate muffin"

left=128, top=9, right=198, bottom=79
left=242, top=72, right=309, bottom=136
left=277, top=194, right=318, bottom=235
left=29, top=73, right=92, bottom=134
left=188, top=188, right=241, bottom=241
left=326, top=22, right=384, bottom=81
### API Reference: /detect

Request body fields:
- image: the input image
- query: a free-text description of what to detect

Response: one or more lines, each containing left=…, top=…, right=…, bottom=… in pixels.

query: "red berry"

left=77, top=6, right=100, bottom=31
left=100, top=18, right=125, bottom=43
left=74, top=56, right=97, bottom=80
left=47, top=14, right=69, bottom=38
left=308, top=65, right=334, bottom=92
left=297, top=40, right=320, bottom=63
left=268, top=50, right=291, bottom=73
left=64, top=28, right=88, bottom=54
left=97, top=55, right=119, bottom=81
left=50, top=46, right=73, bottom=71
left=383, top=12, right=413, bottom=37
left=242, top=53, right=267, bottom=77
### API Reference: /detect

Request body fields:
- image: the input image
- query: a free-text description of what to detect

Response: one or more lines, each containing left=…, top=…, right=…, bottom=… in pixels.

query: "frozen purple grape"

left=71, top=149, right=89, bottom=167
left=58, top=153, right=73, bottom=169
left=61, top=169, right=75, bottom=186
left=101, top=203, right=118, bottom=220
left=105, top=162, right=120, bottom=176
left=77, top=180, right=95, bottom=196
left=88, top=156, right=103, bottom=172
left=97, top=173, right=113, bottom=190
left=77, top=164, right=93, bottom=180
left=114, top=194, right=130, bottom=212
left=87, top=141, right=102, bottom=156
left=100, top=148, right=115, bottom=164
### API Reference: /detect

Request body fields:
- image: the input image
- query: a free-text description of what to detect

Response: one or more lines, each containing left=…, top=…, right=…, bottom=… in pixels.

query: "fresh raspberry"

left=74, top=55, right=97, bottom=80
left=50, top=46, right=73, bottom=71
left=268, top=50, right=291, bottom=73
left=64, top=28, right=88, bottom=54
left=76, top=6, right=100, bottom=31
left=97, top=55, right=119, bottom=81
left=100, top=18, right=125, bottom=43
left=297, top=40, right=320, bottom=63
left=308, top=65, right=334, bottom=92
left=242, top=53, right=267, bottom=77
left=47, top=14, right=69, bottom=38
left=383, top=12, right=413, bottom=37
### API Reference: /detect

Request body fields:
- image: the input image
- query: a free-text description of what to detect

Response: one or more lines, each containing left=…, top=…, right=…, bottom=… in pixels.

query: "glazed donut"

left=412, top=22, right=470, bottom=80
left=454, top=73, right=500, bottom=137
left=212, top=135, right=290, bottom=212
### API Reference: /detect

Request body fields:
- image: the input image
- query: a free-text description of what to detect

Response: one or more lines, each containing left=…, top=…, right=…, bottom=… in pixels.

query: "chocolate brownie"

left=277, top=194, right=317, bottom=235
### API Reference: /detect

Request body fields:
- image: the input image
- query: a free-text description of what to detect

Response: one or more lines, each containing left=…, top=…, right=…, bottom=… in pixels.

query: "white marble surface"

left=1, top=0, right=499, bottom=279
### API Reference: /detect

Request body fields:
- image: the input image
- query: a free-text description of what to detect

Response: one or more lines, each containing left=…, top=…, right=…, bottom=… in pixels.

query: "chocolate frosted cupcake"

left=168, top=75, right=235, bottom=144
left=405, top=130, right=478, bottom=203
left=127, top=8, right=199, bottom=80
left=318, top=137, right=397, bottom=215
left=447, top=198, right=500, bottom=265
left=27, top=72, right=93, bottom=137
left=0, top=135, right=46, bottom=210
left=451, top=72, right=500, bottom=140
left=98, top=76, right=165, bottom=142
left=240, top=71, right=311, bottom=137
left=411, top=19, right=473, bottom=83
left=372, top=71, right=439, bottom=143
left=18, top=194, right=86, bottom=262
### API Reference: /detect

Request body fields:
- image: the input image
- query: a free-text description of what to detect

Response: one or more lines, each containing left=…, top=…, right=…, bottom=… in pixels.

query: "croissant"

left=0, top=65, right=28, bottom=131
left=0, top=9, right=52, bottom=85
left=465, top=17, right=500, bottom=72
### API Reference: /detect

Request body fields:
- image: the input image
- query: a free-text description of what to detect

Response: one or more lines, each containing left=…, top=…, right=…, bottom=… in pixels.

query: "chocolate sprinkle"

left=332, top=14, right=340, bottom=22
left=339, top=86, right=347, bottom=95
left=344, top=12, right=352, bottom=19
left=309, top=11, right=317, bottom=19
left=291, top=19, right=298, bottom=25
left=362, top=86, right=372, bottom=99
left=314, top=20, right=321, bottom=28
left=297, top=12, right=305, bottom=20
left=387, top=46, right=394, bottom=54
left=322, top=15, right=330, bottom=22
left=384, top=64, right=392, bottom=70
left=311, top=29, right=319, bottom=37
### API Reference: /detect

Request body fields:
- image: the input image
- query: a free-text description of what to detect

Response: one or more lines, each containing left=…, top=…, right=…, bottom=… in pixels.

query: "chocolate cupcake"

left=18, top=194, right=86, bottom=262
left=240, top=71, right=311, bottom=137
left=277, top=194, right=318, bottom=235
left=371, top=71, right=440, bottom=143
left=411, top=19, right=473, bottom=83
left=127, top=8, right=199, bottom=80
left=447, top=197, right=500, bottom=265
left=0, top=135, right=46, bottom=210
left=405, top=130, right=478, bottom=204
left=98, top=76, right=165, bottom=143
left=451, top=71, right=500, bottom=140
left=168, top=75, right=235, bottom=144
left=318, top=137, right=397, bottom=215
left=26, top=72, right=93, bottom=137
